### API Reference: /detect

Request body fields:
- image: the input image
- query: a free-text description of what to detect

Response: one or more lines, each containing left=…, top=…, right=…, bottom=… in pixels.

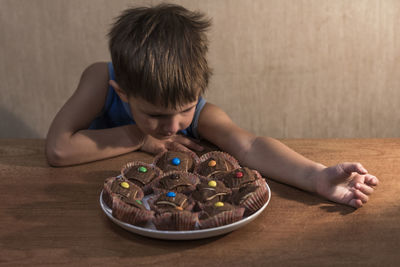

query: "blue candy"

left=166, top=192, right=176, bottom=197
left=171, top=157, right=181, bottom=166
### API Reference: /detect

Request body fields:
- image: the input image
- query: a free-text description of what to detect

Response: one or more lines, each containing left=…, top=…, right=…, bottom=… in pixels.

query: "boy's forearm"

left=241, top=136, right=325, bottom=193
left=46, top=125, right=145, bottom=166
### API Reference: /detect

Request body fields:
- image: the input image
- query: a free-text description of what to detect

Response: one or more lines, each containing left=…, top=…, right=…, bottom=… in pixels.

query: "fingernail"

left=355, top=183, right=361, bottom=189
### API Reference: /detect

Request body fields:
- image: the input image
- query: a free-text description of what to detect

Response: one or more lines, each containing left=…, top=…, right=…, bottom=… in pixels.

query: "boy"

left=46, top=3, right=378, bottom=208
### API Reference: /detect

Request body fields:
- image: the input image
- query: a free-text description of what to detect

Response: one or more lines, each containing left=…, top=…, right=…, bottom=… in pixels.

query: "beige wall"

left=1, top=0, right=400, bottom=138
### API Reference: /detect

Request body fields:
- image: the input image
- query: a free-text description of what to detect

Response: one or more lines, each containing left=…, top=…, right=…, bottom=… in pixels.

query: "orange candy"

left=208, top=160, right=217, bottom=167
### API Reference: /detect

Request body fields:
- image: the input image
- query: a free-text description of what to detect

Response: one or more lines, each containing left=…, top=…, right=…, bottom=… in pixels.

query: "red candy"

left=235, top=171, right=243, bottom=178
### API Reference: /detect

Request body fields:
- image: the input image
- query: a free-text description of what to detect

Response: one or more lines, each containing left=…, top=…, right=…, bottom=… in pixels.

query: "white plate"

left=100, top=181, right=271, bottom=240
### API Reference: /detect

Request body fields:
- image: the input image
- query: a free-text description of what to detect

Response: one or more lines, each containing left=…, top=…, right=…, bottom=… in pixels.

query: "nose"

left=161, top=116, right=180, bottom=135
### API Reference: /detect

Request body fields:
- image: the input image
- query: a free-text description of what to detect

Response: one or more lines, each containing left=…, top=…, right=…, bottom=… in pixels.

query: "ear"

left=109, top=80, right=129, bottom=103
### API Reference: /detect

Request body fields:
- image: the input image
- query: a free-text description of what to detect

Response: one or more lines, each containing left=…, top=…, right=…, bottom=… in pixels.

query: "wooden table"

left=0, top=139, right=399, bottom=266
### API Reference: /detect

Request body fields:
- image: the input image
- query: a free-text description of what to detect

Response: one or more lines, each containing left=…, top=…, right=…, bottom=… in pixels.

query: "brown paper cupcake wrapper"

left=252, top=169, right=263, bottom=180
left=241, top=180, right=269, bottom=216
left=112, top=196, right=154, bottom=227
left=153, top=150, right=200, bottom=173
left=121, top=161, right=163, bottom=194
left=198, top=207, right=245, bottom=229
left=151, top=171, right=200, bottom=195
left=152, top=211, right=198, bottom=231
left=103, top=176, right=122, bottom=208
left=194, top=151, right=241, bottom=177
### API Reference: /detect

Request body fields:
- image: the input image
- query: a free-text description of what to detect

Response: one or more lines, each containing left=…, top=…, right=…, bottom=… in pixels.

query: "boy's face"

left=128, top=96, right=197, bottom=139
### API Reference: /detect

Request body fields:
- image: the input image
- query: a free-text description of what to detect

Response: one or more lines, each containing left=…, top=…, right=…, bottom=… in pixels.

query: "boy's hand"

left=140, top=134, right=204, bottom=156
left=314, top=162, right=379, bottom=208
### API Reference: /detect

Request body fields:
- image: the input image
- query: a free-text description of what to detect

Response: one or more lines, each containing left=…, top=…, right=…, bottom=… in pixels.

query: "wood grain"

left=0, top=138, right=398, bottom=266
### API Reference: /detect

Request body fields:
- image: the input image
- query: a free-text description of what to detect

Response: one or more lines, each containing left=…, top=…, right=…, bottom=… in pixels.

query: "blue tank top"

left=89, top=62, right=206, bottom=139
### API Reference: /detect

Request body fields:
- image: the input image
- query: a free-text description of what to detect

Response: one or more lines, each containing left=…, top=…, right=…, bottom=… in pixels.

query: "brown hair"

left=108, top=3, right=212, bottom=108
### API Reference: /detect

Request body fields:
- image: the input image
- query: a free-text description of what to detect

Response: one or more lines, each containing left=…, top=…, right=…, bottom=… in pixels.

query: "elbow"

left=45, top=140, right=70, bottom=167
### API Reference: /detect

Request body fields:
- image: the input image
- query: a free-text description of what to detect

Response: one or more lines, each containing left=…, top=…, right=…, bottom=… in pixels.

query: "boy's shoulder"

left=74, top=62, right=110, bottom=103
left=82, top=61, right=109, bottom=77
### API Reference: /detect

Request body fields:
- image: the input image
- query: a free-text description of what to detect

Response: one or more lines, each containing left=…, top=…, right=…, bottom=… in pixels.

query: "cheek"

left=132, top=112, right=158, bottom=131
left=180, top=112, right=195, bottom=129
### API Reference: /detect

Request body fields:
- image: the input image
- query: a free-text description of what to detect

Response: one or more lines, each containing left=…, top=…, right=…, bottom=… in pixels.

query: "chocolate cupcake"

left=198, top=201, right=245, bottom=229
left=149, top=191, right=195, bottom=213
left=154, top=151, right=199, bottom=172
left=103, top=176, right=144, bottom=208
left=230, top=179, right=269, bottom=216
left=152, top=171, right=199, bottom=195
left=121, top=161, right=162, bottom=194
left=192, top=179, right=231, bottom=205
left=194, top=151, right=240, bottom=178
left=149, top=191, right=197, bottom=230
left=112, top=196, right=154, bottom=227
left=215, top=167, right=261, bottom=189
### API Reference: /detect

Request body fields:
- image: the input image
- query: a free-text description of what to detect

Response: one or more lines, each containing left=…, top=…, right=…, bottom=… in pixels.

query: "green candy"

left=138, top=166, right=148, bottom=173
left=136, top=200, right=143, bottom=205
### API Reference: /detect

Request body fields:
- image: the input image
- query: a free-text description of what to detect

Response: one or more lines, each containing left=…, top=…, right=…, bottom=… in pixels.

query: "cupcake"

left=154, top=151, right=199, bottom=172
left=192, top=179, right=231, bottom=205
left=198, top=201, right=245, bottom=229
left=215, top=167, right=261, bottom=189
left=112, top=196, right=154, bottom=227
left=103, top=176, right=144, bottom=208
left=152, top=171, right=199, bottom=195
left=149, top=191, right=197, bottom=230
left=230, top=179, right=269, bottom=216
left=194, top=151, right=240, bottom=178
left=121, top=161, right=162, bottom=194
left=149, top=191, right=195, bottom=213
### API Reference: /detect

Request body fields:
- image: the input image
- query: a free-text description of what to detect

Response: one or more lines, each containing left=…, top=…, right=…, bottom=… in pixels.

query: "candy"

left=215, top=201, right=224, bottom=207
left=136, top=200, right=143, bottom=205
left=235, top=171, right=244, bottom=178
left=208, top=160, right=217, bottom=167
left=208, top=180, right=217, bottom=187
left=138, top=166, right=147, bottom=173
left=120, top=181, right=130, bottom=189
left=171, top=157, right=181, bottom=166
left=166, top=192, right=176, bottom=198
left=175, top=206, right=183, bottom=211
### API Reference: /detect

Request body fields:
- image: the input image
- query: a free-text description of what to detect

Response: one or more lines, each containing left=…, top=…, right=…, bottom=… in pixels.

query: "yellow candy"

left=208, top=160, right=217, bottom=167
left=208, top=180, right=217, bottom=187
left=120, top=181, right=130, bottom=189
left=214, top=202, right=224, bottom=207
left=175, top=206, right=183, bottom=211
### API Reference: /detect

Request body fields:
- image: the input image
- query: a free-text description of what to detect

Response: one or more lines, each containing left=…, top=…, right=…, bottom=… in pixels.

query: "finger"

left=354, top=182, right=374, bottom=195
left=364, top=174, right=379, bottom=186
left=174, top=135, right=204, bottom=152
left=353, top=189, right=369, bottom=203
left=166, top=141, right=193, bottom=154
left=349, top=198, right=363, bottom=208
left=152, top=146, right=167, bottom=155
left=339, top=162, right=368, bottom=175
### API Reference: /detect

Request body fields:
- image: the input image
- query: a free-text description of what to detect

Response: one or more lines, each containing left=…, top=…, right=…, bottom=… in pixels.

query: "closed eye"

left=146, top=105, right=195, bottom=118
left=147, top=114, right=164, bottom=118
left=182, top=106, right=195, bottom=113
